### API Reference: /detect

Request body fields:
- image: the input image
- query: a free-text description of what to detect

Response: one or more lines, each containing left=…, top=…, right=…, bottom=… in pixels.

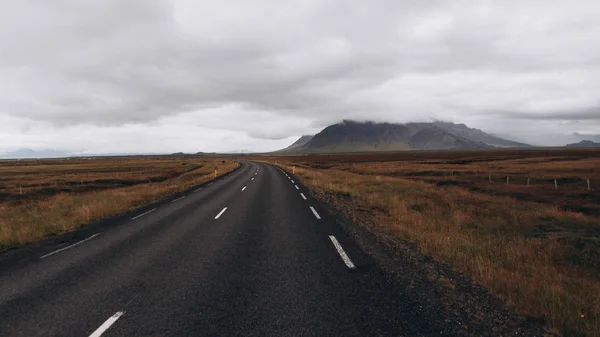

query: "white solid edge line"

left=329, top=235, right=356, bottom=269
left=309, top=206, right=321, bottom=220
left=131, top=208, right=156, bottom=220
left=215, top=207, right=228, bottom=219
left=300, top=193, right=307, bottom=200
left=194, top=187, right=203, bottom=192
left=295, top=185, right=299, bottom=190
left=89, top=311, right=125, bottom=337
left=41, top=233, right=100, bottom=259
left=171, top=196, right=185, bottom=203
left=241, top=186, right=247, bottom=191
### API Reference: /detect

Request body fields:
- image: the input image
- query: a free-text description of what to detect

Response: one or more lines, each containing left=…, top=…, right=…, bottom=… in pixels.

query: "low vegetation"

left=266, top=148, right=600, bottom=336
left=0, top=156, right=237, bottom=250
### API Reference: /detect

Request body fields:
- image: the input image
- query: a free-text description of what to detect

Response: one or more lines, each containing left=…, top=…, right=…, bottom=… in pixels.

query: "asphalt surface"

left=0, top=161, right=443, bottom=336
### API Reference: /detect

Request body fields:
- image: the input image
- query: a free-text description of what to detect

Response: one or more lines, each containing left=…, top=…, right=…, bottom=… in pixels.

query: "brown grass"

left=0, top=156, right=237, bottom=250
left=261, top=149, right=600, bottom=336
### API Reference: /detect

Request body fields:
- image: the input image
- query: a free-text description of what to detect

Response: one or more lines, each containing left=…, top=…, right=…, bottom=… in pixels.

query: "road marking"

left=171, top=196, right=185, bottom=203
left=251, top=177, right=255, bottom=180
left=89, top=311, right=125, bottom=337
left=208, top=182, right=214, bottom=186
left=300, top=193, right=307, bottom=200
left=131, top=208, right=156, bottom=220
left=309, top=206, right=321, bottom=220
left=215, top=207, right=228, bottom=219
left=241, top=186, right=247, bottom=191
left=329, top=235, right=356, bottom=269
left=291, top=180, right=295, bottom=183
left=41, top=233, right=100, bottom=259
left=194, top=187, right=203, bottom=192
left=295, top=185, right=299, bottom=190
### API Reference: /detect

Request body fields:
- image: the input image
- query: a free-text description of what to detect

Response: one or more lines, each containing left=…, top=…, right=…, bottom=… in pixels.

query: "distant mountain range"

left=565, top=140, right=600, bottom=148
left=0, top=148, right=69, bottom=159
left=278, top=120, right=531, bottom=153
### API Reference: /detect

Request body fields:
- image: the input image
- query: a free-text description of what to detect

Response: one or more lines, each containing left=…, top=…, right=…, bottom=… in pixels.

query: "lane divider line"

left=131, top=208, right=156, bottom=220
left=215, top=207, right=228, bottom=219
left=89, top=311, right=125, bottom=337
left=193, top=187, right=203, bottom=192
left=41, top=233, right=100, bottom=259
left=171, top=196, right=185, bottom=203
left=208, top=182, right=214, bottom=186
left=291, top=180, right=295, bottom=183
left=295, top=185, right=299, bottom=190
left=300, top=193, right=307, bottom=200
left=309, top=206, right=321, bottom=220
left=251, top=177, right=255, bottom=181
left=241, top=186, right=247, bottom=191
left=329, top=235, right=356, bottom=269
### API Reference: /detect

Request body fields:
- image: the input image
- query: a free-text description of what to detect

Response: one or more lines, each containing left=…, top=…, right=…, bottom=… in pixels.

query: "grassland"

left=264, top=148, right=600, bottom=336
left=0, top=156, right=237, bottom=250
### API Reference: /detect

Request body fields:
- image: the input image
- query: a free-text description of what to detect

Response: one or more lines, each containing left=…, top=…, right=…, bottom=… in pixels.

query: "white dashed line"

left=300, top=193, right=307, bottom=200
left=131, top=208, right=156, bottom=220
left=241, top=186, right=247, bottom=191
left=329, top=235, right=356, bottom=269
left=215, top=207, right=228, bottom=219
left=193, top=187, right=203, bottom=192
left=291, top=180, right=295, bottom=183
left=295, top=185, right=299, bottom=190
left=41, top=233, right=100, bottom=259
left=208, top=182, right=214, bottom=186
left=171, top=196, right=185, bottom=203
left=251, top=177, right=255, bottom=181
left=309, top=206, right=321, bottom=220
left=89, top=311, right=125, bottom=337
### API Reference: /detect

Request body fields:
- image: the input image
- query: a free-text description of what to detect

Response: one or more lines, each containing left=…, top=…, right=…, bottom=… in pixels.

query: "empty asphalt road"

left=0, top=161, right=442, bottom=336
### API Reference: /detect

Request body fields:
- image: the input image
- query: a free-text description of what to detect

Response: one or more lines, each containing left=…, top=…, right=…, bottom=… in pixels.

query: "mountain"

left=287, top=135, right=314, bottom=149
left=566, top=140, right=600, bottom=148
left=280, top=120, right=530, bottom=153
left=0, top=148, right=68, bottom=159
left=426, top=121, right=529, bottom=148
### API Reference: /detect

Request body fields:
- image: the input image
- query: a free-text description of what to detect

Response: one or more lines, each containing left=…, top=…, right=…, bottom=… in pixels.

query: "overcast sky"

left=1, top=0, right=599, bottom=154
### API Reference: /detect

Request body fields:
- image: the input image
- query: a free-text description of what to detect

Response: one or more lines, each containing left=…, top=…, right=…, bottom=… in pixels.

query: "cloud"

left=1, top=0, right=600, bottom=151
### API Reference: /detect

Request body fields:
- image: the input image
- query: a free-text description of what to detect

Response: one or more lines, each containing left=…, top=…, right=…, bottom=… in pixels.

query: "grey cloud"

left=494, top=106, right=600, bottom=121
left=1, top=0, right=600, bottom=152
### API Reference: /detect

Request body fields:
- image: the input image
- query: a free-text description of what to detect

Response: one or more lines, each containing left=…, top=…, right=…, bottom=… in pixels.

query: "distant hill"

left=0, top=148, right=68, bottom=159
left=566, top=140, right=600, bottom=148
left=279, top=120, right=530, bottom=153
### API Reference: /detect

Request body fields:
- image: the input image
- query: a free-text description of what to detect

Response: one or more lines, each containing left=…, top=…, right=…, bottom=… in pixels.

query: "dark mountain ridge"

left=280, top=120, right=530, bottom=153
left=566, top=140, right=600, bottom=148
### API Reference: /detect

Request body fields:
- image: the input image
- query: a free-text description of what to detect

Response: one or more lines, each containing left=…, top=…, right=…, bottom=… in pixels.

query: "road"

left=0, top=161, right=440, bottom=336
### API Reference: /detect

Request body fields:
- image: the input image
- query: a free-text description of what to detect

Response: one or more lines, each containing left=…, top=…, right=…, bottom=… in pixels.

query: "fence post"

left=588, top=179, right=591, bottom=191
left=489, top=174, right=491, bottom=182
left=554, top=179, right=558, bottom=190
left=506, top=176, right=510, bottom=185
left=527, top=178, right=530, bottom=186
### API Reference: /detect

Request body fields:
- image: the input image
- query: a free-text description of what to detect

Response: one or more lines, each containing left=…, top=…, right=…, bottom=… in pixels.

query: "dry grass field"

left=264, top=148, right=600, bottom=336
left=0, top=156, right=237, bottom=250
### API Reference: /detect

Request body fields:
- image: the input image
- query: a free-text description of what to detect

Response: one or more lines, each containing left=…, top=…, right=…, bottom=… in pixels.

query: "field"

left=0, top=156, right=237, bottom=250
left=264, top=148, right=600, bottom=336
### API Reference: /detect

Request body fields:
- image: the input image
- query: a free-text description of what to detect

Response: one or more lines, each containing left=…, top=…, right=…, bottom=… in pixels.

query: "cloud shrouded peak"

left=1, top=0, right=599, bottom=153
